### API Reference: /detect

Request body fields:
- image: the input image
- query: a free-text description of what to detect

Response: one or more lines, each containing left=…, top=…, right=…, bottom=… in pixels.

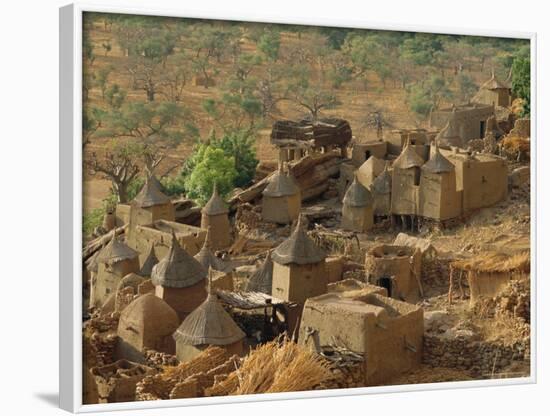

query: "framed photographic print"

left=60, top=2, right=536, bottom=412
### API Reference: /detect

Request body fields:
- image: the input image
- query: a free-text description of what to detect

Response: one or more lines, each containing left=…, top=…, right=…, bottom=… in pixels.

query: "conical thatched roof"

left=343, top=175, right=373, bottom=207
left=435, top=109, right=463, bottom=147
left=139, top=244, right=159, bottom=277
left=358, top=156, right=385, bottom=177
left=371, top=163, right=392, bottom=194
left=173, top=269, right=245, bottom=346
left=422, top=143, right=454, bottom=173
left=272, top=216, right=326, bottom=265
left=117, top=273, right=145, bottom=292
left=393, top=139, right=424, bottom=169
left=194, top=228, right=229, bottom=272
left=246, top=251, right=274, bottom=294
left=263, top=165, right=300, bottom=197
left=133, top=173, right=170, bottom=208
left=96, top=232, right=138, bottom=265
left=202, top=184, right=228, bottom=216
left=480, top=71, right=509, bottom=90
left=151, top=231, right=207, bottom=288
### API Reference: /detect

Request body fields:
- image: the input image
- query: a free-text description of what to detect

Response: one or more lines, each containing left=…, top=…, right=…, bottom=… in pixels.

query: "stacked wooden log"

left=173, top=198, right=202, bottom=226
left=271, top=118, right=352, bottom=148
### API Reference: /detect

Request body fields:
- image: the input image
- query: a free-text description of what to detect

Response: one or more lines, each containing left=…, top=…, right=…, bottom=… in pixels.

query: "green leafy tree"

left=341, top=34, right=377, bottom=88
left=406, top=74, right=453, bottom=118
left=187, top=24, right=232, bottom=87
left=104, top=84, right=126, bottom=109
left=512, top=56, right=530, bottom=116
left=226, top=53, right=263, bottom=95
left=203, top=93, right=263, bottom=136
left=456, top=73, right=478, bottom=102
left=95, top=65, right=113, bottom=100
left=257, top=28, right=281, bottom=61
left=287, top=65, right=340, bottom=120
left=116, top=19, right=176, bottom=101
left=159, top=51, right=192, bottom=102
left=216, top=132, right=259, bottom=188
left=102, top=101, right=197, bottom=146
left=82, top=107, right=106, bottom=148
left=399, top=34, right=443, bottom=66
left=184, top=146, right=237, bottom=204
left=326, top=51, right=353, bottom=88
left=101, top=41, right=112, bottom=56
left=320, top=28, right=352, bottom=50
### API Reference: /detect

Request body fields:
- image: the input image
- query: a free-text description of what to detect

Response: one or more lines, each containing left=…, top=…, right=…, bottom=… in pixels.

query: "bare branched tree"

left=84, top=145, right=141, bottom=203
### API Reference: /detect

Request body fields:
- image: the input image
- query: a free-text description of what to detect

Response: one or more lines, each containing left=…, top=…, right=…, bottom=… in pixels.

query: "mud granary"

left=172, top=270, right=246, bottom=362
left=151, top=231, right=208, bottom=321
left=472, top=71, right=512, bottom=108
left=262, top=164, right=301, bottom=224
left=116, top=293, right=180, bottom=362
left=342, top=134, right=508, bottom=229
left=201, top=184, right=232, bottom=250
left=90, top=232, right=140, bottom=309
left=271, top=216, right=328, bottom=305
left=341, top=174, right=374, bottom=233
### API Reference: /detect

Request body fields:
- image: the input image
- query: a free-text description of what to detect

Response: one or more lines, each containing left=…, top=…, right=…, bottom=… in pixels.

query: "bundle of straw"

left=207, top=337, right=332, bottom=396
left=136, top=346, right=230, bottom=400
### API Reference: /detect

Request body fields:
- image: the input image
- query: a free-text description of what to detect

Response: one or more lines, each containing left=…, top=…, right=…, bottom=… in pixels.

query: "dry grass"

left=386, top=365, right=474, bottom=385
left=207, top=337, right=332, bottom=396
left=451, top=251, right=530, bottom=274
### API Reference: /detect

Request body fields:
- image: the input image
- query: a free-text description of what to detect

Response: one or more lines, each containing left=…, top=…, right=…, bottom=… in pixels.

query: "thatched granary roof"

left=173, top=270, right=245, bottom=346
left=117, top=273, right=145, bottom=292
left=272, top=216, right=326, bottom=265
left=263, top=165, right=300, bottom=197
left=194, top=228, right=229, bottom=272
left=271, top=118, right=352, bottom=148
left=371, top=163, right=392, bottom=194
left=480, top=71, right=510, bottom=90
left=119, top=293, right=179, bottom=335
left=96, top=232, right=138, bottom=265
left=343, top=175, right=373, bottom=207
left=151, top=231, right=207, bottom=288
left=133, top=174, right=171, bottom=208
left=451, top=251, right=530, bottom=274
left=139, top=244, right=159, bottom=277
left=246, top=251, right=274, bottom=294
left=422, top=143, right=454, bottom=173
left=435, top=108, right=462, bottom=147
left=393, top=139, right=424, bottom=169
left=202, top=184, right=228, bottom=216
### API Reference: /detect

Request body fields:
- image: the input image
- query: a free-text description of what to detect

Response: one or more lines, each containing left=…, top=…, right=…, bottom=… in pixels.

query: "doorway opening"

left=377, top=276, right=393, bottom=297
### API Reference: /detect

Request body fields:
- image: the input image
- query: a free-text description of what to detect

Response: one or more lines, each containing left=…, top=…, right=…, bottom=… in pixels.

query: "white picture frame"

left=59, top=2, right=537, bottom=412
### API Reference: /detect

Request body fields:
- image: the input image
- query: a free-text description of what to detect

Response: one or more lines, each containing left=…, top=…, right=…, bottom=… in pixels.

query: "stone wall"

left=423, top=335, right=530, bottom=378
left=422, top=257, right=452, bottom=288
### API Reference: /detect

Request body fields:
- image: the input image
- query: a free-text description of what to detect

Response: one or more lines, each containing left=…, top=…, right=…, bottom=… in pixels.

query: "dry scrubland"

left=83, top=16, right=518, bottom=212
